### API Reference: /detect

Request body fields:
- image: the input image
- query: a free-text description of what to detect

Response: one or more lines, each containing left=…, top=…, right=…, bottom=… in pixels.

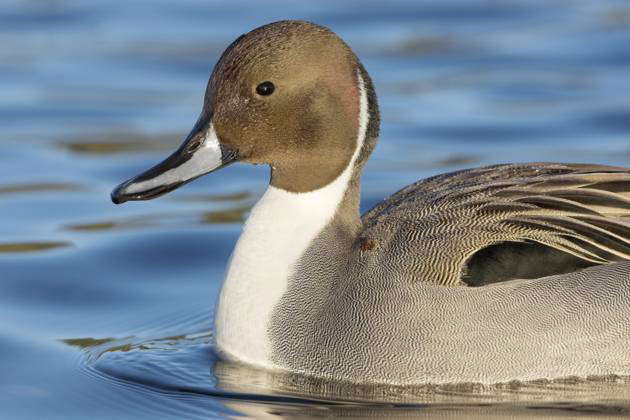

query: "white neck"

left=214, top=71, right=369, bottom=368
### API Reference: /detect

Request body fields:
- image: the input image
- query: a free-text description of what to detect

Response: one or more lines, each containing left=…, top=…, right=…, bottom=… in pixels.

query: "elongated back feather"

left=361, top=163, right=630, bottom=285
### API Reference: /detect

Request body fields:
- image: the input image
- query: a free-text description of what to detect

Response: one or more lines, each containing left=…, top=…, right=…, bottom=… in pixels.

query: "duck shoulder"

left=360, top=162, right=630, bottom=286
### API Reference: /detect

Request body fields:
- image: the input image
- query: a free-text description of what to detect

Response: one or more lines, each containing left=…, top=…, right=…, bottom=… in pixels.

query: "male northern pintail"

left=112, top=21, right=630, bottom=385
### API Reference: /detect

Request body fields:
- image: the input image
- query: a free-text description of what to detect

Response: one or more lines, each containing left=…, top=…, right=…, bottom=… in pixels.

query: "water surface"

left=2, top=0, right=630, bottom=418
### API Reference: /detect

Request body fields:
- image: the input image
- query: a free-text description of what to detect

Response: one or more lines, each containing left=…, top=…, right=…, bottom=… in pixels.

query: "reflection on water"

left=0, top=241, right=72, bottom=253
left=66, top=332, right=630, bottom=418
left=3, top=0, right=630, bottom=418
left=62, top=337, right=118, bottom=349
left=60, top=132, right=182, bottom=155
left=0, top=182, right=83, bottom=195
left=63, top=205, right=251, bottom=232
left=201, top=207, right=250, bottom=224
left=64, top=220, right=153, bottom=232
left=178, top=191, right=252, bottom=203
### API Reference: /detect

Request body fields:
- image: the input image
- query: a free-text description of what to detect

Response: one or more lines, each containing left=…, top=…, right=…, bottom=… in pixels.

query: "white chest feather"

left=214, top=72, right=369, bottom=367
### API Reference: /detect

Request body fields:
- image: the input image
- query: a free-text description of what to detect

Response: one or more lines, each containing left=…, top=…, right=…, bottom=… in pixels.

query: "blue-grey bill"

left=111, top=124, right=237, bottom=204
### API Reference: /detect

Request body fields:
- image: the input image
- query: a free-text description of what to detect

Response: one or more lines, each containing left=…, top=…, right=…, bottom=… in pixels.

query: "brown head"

left=112, top=20, right=379, bottom=203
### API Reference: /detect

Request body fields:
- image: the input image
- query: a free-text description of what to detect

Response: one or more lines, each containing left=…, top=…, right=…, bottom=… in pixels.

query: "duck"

left=111, top=20, right=630, bottom=385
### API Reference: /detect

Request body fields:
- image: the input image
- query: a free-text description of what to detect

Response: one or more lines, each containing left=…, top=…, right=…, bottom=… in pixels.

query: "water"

left=2, top=0, right=630, bottom=418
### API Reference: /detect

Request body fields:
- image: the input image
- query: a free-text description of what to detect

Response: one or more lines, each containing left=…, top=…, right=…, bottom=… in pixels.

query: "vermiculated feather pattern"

left=361, top=163, right=630, bottom=285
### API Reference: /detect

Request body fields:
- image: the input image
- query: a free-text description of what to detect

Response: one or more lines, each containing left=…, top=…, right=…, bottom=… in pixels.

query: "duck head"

left=112, top=20, right=379, bottom=204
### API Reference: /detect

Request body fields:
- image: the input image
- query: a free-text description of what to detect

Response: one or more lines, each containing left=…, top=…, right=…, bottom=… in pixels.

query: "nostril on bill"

left=188, top=139, right=203, bottom=152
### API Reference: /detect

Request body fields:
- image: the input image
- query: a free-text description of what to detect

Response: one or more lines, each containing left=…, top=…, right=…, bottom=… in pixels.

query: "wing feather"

left=360, top=163, right=630, bottom=285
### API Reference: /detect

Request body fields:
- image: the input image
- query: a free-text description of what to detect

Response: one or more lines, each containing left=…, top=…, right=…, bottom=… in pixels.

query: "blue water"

left=2, top=0, right=630, bottom=418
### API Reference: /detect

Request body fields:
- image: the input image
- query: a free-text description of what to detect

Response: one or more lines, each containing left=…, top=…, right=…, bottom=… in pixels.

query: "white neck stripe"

left=215, top=70, right=369, bottom=368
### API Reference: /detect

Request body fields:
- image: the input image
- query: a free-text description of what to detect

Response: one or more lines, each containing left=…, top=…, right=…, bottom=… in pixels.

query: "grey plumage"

left=362, top=163, right=630, bottom=286
left=270, top=163, right=630, bottom=384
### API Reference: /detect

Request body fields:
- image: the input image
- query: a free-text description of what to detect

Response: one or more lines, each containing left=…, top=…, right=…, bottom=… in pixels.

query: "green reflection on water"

left=59, top=132, right=182, bottom=156
left=65, top=220, right=151, bottom=232
left=0, top=241, right=72, bottom=253
left=177, top=191, right=252, bottom=203
left=202, top=206, right=250, bottom=224
left=0, top=182, right=84, bottom=195
left=64, top=205, right=251, bottom=233
left=62, top=337, right=117, bottom=349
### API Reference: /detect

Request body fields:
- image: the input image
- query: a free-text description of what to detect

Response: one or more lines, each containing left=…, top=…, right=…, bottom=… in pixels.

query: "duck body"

left=273, top=164, right=630, bottom=384
left=111, top=20, right=630, bottom=385
left=226, top=162, right=630, bottom=385
left=273, top=258, right=630, bottom=384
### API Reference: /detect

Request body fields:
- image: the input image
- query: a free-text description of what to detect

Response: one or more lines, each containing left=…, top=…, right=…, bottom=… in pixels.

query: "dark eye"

left=256, top=81, right=275, bottom=96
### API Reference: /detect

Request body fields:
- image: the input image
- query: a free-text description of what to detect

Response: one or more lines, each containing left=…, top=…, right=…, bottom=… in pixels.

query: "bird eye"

left=256, top=81, right=275, bottom=96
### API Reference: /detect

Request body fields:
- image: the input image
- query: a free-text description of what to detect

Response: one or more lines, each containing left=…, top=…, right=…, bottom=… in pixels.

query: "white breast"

left=214, top=71, right=369, bottom=368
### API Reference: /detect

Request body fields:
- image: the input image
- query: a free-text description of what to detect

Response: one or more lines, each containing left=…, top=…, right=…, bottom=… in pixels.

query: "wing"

left=360, top=163, right=630, bottom=286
